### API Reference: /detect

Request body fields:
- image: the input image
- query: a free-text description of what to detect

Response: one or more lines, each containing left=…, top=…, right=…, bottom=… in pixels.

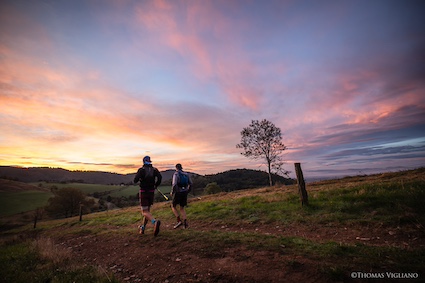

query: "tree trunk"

left=267, top=160, right=273, bottom=186
left=294, top=163, right=308, bottom=206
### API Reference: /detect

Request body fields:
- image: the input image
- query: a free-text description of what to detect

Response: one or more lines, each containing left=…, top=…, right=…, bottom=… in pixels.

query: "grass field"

left=31, top=182, right=123, bottom=194
left=108, top=185, right=171, bottom=198
left=0, top=191, right=53, bottom=217
left=31, top=182, right=172, bottom=197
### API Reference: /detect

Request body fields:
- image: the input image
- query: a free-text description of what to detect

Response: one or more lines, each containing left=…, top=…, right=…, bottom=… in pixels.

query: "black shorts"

left=172, top=192, right=188, bottom=207
left=139, top=191, right=154, bottom=208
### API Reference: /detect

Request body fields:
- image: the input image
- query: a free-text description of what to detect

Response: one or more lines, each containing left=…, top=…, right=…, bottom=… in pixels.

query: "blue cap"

left=143, top=156, right=152, bottom=165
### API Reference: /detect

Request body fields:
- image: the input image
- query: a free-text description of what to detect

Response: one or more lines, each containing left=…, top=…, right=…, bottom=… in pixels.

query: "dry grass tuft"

left=32, top=237, right=71, bottom=266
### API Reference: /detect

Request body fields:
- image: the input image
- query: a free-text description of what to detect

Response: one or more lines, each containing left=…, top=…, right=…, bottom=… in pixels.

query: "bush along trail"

left=1, top=168, right=425, bottom=282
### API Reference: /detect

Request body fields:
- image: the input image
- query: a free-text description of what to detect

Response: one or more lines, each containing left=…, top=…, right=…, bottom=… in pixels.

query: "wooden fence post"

left=33, top=212, right=38, bottom=229
left=295, top=163, right=309, bottom=206
left=33, top=208, right=43, bottom=229
left=79, top=203, right=83, bottom=221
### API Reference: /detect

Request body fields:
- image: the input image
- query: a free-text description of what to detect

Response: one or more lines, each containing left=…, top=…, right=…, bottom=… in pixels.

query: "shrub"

left=205, top=182, right=222, bottom=195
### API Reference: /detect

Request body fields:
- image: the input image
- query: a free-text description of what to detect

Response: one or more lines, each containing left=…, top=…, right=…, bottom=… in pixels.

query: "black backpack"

left=143, top=166, right=154, bottom=180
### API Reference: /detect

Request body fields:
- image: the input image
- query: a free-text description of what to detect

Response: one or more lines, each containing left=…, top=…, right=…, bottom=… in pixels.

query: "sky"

left=1, top=0, right=424, bottom=180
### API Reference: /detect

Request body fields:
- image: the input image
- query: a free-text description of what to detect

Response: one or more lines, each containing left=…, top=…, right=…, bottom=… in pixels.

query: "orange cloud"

left=1, top=62, right=246, bottom=173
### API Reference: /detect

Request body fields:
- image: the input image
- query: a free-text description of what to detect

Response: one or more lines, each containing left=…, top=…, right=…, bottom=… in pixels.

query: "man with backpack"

left=134, top=156, right=162, bottom=236
left=170, top=163, right=192, bottom=229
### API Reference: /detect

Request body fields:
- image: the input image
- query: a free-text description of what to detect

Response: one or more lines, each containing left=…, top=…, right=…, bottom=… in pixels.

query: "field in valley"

left=0, top=181, right=172, bottom=217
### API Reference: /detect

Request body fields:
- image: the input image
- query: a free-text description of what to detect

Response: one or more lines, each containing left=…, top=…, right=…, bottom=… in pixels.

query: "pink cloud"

left=224, top=86, right=262, bottom=110
left=0, top=6, right=75, bottom=88
left=135, top=2, right=175, bottom=31
left=132, top=1, right=267, bottom=111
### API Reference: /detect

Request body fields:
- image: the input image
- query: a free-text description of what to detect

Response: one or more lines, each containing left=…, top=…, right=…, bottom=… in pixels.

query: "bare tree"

left=236, top=119, right=288, bottom=186
left=45, top=187, right=87, bottom=218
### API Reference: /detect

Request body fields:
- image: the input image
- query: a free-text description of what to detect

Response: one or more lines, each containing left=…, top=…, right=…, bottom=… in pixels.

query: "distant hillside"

left=160, top=169, right=178, bottom=185
left=0, top=166, right=292, bottom=190
left=191, top=168, right=295, bottom=192
left=0, top=166, right=135, bottom=185
left=0, top=166, right=193, bottom=185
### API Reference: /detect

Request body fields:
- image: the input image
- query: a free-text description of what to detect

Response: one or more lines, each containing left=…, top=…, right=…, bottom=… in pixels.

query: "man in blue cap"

left=134, top=156, right=162, bottom=236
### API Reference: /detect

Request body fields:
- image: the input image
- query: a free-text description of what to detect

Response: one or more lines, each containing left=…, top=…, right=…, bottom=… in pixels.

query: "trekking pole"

left=156, top=188, right=169, bottom=200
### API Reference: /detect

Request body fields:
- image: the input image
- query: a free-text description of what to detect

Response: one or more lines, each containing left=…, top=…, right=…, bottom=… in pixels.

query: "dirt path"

left=58, top=220, right=424, bottom=283
left=191, top=219, right=425, bottom=248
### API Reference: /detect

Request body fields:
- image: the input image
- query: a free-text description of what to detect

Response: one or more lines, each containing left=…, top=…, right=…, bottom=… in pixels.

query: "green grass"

left=108, top=184, right=171, bottom=198
left=0, top=237, right=119, bottom=283
left=308, top=179, right=425, bottom=225
left=108, top=185, right=139, bottom=197
left=29, top=208, right=142, bottom=236
left=73, top=208, right=141, bottom=228
left=0, top=191, right=53, bottom=216
left=32, top=182, right=123, bottom=194
left=32, top=182, right=173, bottom=197
left=188, top=178, right=425, bottom=226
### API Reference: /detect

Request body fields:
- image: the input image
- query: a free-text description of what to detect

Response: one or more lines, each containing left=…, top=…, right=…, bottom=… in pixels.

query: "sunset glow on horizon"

left=1, top=0, right=424, bottom=179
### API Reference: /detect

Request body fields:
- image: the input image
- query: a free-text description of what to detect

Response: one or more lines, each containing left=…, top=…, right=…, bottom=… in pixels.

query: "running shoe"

left=139, top=225, right=145, bottom=235
left=154, top=220, right=161, bottom=236
left=173, top=221, right=182, bottom=229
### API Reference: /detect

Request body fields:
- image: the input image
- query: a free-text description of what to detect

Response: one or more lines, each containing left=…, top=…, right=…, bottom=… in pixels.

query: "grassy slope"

left=1, top=168, right=424, bottom=282
left=0, top=179, right=50, bottom=192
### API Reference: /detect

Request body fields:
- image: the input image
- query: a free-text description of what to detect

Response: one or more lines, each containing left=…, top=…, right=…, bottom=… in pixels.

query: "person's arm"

left=134, top=168, right=142, bottom=184
left=170, top=172, right=177, bottom=196
left=154, top=168, right=162, bottom=188
left=188, top=173, right=193, bottom=192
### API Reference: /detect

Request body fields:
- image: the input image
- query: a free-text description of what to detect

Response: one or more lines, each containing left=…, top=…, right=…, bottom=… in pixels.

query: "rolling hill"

left=0, top=178, right=50, bottom=193
left=0, top=166, right=134, bottom=184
